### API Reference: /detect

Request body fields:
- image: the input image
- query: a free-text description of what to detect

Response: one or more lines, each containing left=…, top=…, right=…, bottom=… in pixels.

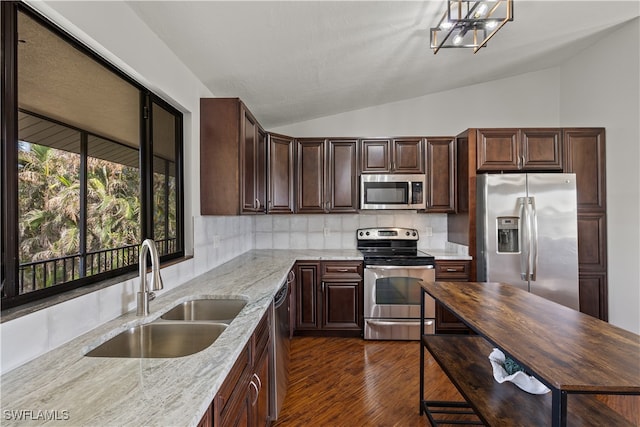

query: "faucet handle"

left=148, top=291, right=156, bottom=302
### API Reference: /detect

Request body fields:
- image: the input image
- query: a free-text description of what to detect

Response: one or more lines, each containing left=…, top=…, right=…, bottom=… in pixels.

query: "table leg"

left=551, top=389, right=567, bottom=426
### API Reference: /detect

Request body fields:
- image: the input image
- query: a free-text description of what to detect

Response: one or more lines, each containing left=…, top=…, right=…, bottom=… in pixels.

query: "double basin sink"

left=86, top=298, right=247, bottom=358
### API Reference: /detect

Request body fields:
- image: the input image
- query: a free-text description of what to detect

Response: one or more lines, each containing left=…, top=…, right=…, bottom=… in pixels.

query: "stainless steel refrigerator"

left=476, top=173, right=579, bottom=310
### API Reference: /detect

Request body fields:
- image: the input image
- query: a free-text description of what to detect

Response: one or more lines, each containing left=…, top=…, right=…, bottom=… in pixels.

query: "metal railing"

left=18, top=238, right=176, bottom=294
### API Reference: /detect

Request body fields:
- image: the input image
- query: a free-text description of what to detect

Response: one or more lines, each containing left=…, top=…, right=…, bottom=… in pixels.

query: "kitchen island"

left=0, top=249, right=363, bottom=426
left=420, top=281, right=640, bottom=426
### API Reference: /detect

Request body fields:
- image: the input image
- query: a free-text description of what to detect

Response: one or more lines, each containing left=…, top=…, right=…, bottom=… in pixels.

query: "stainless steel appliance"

left=358, top=227, right=435, bottom=340
left=476, top=173, right=579, bottom=309
left=270, top=270, right=293, bottom=421
left=360, top=174, right=426, bottom=210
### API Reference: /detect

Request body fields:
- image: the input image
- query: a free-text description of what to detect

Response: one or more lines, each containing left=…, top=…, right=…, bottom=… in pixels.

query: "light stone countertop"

left=0, top=247, right=468, bottom=426
left=0, top=249, right=361, bottom=427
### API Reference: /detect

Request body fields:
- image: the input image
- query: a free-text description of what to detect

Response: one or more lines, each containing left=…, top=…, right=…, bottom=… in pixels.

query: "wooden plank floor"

left=272, top=336, right=464, bottom=427
left=273, top=336, right=640, bottom=427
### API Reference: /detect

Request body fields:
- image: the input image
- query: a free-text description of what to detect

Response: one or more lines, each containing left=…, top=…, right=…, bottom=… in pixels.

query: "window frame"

left=1, top=1, right=184, bottom=309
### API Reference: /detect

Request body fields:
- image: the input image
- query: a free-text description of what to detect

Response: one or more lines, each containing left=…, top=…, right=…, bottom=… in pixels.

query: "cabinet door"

left=296, top=139, right=326, bottom=213
left=251, top=350, right=270, bottom=427
left=476, top=128, right=519, bottom=171
left=360, top=139, right=391, bottom=173
left=579, top=273, right=607, bottom=320
left=327, top=139, right=358, bottom=212
left=322, top=281, right=361, bottom=330
left=296, top=262, right=320, bottom=330
left=520, top=128, right=563, bottom=170
left=563, top=128, right=606, bottom=212
left=241, top=107, right=266, bottom=214
left=425, top=137, right=456, bottom=213
left=393, top=138, right=424, bottom=173
left=268, top=134, right=294, bottom=213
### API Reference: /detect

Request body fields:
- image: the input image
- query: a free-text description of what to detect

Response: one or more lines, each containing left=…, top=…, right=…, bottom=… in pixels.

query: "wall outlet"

left=423, top=227, right=432, bottom=237
left=212, top=234, right=220, bottom=248
left=323, top=227, right=330, bottom=236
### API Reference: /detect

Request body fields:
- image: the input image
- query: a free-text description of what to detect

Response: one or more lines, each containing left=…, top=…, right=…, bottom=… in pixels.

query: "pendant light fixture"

left=430, top=0, right=514, bottom=54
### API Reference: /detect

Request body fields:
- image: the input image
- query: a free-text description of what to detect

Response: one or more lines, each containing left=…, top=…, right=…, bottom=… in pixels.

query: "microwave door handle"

left=407, top=182, right=413, bottom=206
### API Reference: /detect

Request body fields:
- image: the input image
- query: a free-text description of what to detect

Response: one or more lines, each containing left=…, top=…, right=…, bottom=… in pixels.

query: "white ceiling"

left=127, top=1, right=640, bottom=128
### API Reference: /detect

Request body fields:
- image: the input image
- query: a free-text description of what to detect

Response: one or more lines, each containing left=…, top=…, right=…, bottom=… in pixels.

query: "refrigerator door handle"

left=529, top=197, right=538, bottom=281
left=518, top=197, right=530, bottom=281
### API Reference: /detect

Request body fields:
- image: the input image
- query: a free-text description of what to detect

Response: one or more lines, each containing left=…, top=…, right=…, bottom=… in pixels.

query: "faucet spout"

left=137, top=239, right=164, bottom=316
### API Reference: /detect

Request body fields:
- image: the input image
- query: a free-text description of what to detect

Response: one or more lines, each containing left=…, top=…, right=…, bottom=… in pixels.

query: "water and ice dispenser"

left=497, top=217, right=519, bottom=253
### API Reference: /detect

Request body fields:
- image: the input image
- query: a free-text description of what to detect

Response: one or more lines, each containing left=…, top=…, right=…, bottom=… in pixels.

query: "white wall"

left=272, top=68, right=561, bottom=137
left=558, top=18, right=640, bottom=334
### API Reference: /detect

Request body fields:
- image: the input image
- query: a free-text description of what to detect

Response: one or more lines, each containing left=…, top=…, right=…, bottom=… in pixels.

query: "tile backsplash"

left=254, top=212, right=448, bottom=250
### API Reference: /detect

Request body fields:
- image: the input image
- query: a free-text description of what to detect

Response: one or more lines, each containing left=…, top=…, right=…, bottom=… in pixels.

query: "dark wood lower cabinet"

left=434, top=260, right=471, bottom=334
left=211, top=309, right=271, bottom=427
left=295, top=261, right=363, bottom=337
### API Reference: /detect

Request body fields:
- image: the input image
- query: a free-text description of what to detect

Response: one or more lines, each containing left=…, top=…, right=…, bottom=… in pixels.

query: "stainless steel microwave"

left=360, top=174, right=426, bottom=210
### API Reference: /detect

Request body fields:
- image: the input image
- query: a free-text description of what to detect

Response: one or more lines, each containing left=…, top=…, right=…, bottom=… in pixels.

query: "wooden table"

left=419, top=281, right=640, bottom=427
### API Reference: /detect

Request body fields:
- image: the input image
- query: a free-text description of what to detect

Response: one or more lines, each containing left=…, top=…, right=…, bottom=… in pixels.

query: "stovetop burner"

left=357, top=227, right=435, bottom=266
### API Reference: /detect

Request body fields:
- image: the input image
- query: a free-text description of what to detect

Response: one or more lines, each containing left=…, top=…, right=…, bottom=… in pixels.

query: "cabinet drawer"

left=321, top=261, right=363, bottom=280
left=435, top=261, right=470, bottom=280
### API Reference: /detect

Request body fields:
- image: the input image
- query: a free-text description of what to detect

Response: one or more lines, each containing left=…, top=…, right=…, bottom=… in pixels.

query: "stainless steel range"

left=357, top=227, right=436, bottom=340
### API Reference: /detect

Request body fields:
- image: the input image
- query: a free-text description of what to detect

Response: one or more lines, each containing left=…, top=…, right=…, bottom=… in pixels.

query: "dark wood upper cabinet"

left=563, top=128, right=606, bottom=212
left=267, top=133, right=294, bottom=213
left=393, top=137, right=425, bottom=173
left=520, top=128, right=563, bottom=170
left=360, top=138, right=424, bottom=174
left=425, top=137, right=456, bottom=213
left=476, top=128, right=562, bottom=172
left=200, top=98, right=266, bottom=215
left=296, top=138, right=358, bottom=213
left=327, top=139, right=358, bottom=213
left=296, top=138, right=326, bottom=213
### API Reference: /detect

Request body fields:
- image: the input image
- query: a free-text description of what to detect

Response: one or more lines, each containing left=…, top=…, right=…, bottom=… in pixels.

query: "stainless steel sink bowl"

left=161, top=298, right=247, bottom=323
left=85, top=323, right=227, bottom=358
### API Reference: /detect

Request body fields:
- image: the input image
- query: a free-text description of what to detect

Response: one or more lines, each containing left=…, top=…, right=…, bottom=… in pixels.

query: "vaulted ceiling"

left=127, top=1, right=640, bottom=128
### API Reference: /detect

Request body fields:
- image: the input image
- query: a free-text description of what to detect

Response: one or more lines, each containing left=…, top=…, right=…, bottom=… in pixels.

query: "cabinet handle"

left=321, top=282, right=325, bottom=293
left=288, top=270, right=295, bottom=284
left=336, top=268, right=349, bottom=272
left=446, top=268, right=458, bottom=272
left=249, top=380, right=259, bottom=405
left=255, top=198, right=261, bottom=210
left=325, top=201, right=330, bottom=212
left=253, top=372, right=262, bottom=391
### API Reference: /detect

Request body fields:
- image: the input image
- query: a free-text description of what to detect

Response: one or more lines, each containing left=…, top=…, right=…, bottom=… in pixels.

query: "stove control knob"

left=405, top=231, right=410, bottom=236
left=358, top=231, right=363, bottom=236
left=365, top=231, right=370, bottom=236
left=412, top=231, right=417, bottom=236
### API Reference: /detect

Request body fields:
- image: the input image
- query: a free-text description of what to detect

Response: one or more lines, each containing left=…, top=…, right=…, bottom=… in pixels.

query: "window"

left=1, top=3, right=184, bottom=308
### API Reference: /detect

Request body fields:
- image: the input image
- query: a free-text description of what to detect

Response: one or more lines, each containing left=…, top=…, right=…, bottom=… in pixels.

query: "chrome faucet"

left=136, top=239, right=164, bottom=316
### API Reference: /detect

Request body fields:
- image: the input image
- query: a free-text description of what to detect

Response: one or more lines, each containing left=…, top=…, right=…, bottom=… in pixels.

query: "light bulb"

left=473, top=3, right=488, bottom=18
left=453, top=34, right=464, bottom=45
left=485, top=20, right=498, bottom=30
left=440, top=21, right=453, bottom=30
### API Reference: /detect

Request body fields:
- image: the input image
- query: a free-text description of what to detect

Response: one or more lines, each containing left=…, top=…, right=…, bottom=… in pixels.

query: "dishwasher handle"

left=274, top=281, right=289, bottom=309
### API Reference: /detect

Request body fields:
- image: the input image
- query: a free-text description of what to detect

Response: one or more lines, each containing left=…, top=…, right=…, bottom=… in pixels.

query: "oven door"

left=363, top=265, right=435, bottom=340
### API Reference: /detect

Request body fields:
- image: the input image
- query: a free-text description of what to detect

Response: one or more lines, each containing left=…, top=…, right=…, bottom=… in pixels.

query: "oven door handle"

left=366, top=319, right=433, bottom=327
left=365, top=265, right=434, bottom=270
